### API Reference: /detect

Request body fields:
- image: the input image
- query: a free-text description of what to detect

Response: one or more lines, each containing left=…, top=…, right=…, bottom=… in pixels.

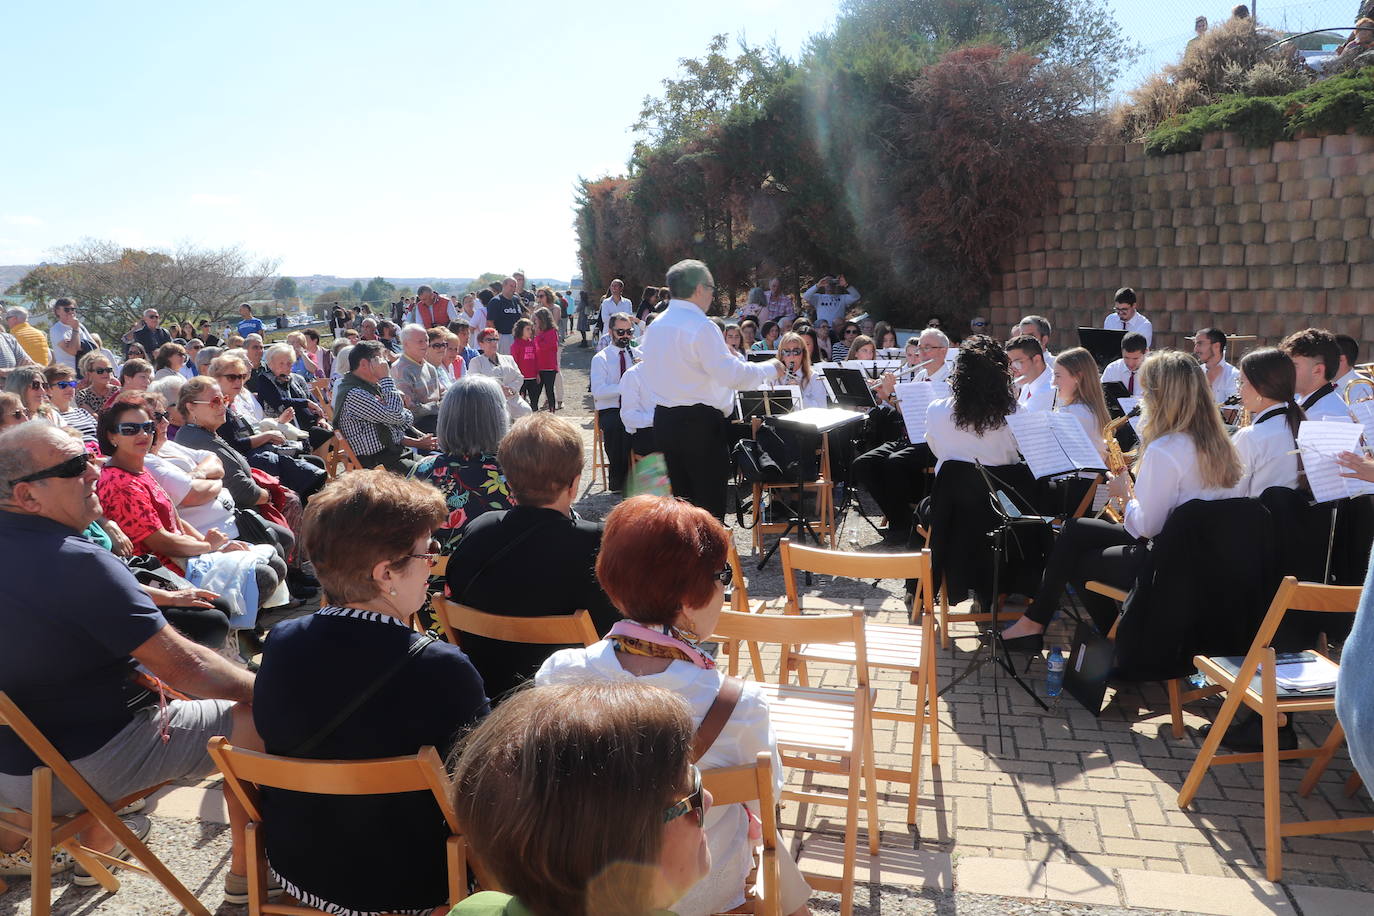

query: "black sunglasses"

left=613, top=329, right=634, bottom=337
left=91, top=366, right=114, bottom=375
left=115, top=421, right=158, bottom=436
left=663, top=764, right=705, bottom=824
left=9, top=452, right=92, bottom=487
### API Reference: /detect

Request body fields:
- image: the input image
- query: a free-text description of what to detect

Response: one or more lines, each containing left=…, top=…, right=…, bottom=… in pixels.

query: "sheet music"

left=1117, top=396, right=1143, bottom=436
left=840, top=359, right=901, bottom=378
left=778, top=406, right=868, bottom=432
left=893, top=381, right=938, bottom=444
left=812, top=361, right=839, bottom=373
left=1347, top=397, right=1374, bottom=441
left=1007, top=411, right=1107, bottom=479
left=1297, top=421, right=1374, bottom=503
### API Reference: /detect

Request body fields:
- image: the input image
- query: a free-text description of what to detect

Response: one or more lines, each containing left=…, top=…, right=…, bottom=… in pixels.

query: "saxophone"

left=1099, top=408, right=1139, bottom=523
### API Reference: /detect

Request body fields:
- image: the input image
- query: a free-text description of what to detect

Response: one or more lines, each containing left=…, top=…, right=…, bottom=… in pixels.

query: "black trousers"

left=360, top=444, right=417, bottom=476
left=630, top=426, right=659, bottom=457
left=851, top=441, right=935, bottom=540
left=163, top=599, right=232, bottom=649
left=530, top=370, right=557, bottom=411
left=414, top=414, right=439, bottom=435
left=598, top=407, right=632, bottom=491
left=1027, top=517, right=1148, bottom=632
left=656, top=404, right=730, bottom=520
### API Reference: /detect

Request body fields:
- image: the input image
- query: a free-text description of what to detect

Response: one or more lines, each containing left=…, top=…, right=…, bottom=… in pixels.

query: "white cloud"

left=188, top=193, right=240, bottom=207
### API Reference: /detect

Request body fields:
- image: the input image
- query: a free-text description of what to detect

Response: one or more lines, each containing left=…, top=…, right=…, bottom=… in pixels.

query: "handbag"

left=733, top=438, right=783, bottom=484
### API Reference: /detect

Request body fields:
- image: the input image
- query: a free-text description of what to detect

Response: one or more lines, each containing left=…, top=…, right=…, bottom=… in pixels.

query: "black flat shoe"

left=996, top=630, right=1045, bottom=654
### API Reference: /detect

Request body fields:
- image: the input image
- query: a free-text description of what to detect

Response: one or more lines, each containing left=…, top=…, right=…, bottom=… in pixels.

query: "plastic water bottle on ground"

left=1046, top=647, right=1066, bottom=698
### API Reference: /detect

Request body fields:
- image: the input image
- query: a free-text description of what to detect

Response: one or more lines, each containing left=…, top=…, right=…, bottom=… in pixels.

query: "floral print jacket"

left=411, top=452, right=515, bottom=551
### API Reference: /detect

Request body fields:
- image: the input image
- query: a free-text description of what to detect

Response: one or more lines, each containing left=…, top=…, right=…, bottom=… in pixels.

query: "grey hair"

left=194, top=346, right=222, bottom=374
left=147, top=374, right=185, bottom=405
left=1018, top=315, right=1052, bottom=338
left=4, top=305, right=28, bottom=322
left=400, top=323, right=428, bottom=345
left=0, top=422, right=76, bottom=502
left=3, top=366, right=47, bottom=398
left=361, top=317, right=378, bottom=328
left=264, top=343, right=295, bottom=368
left=436, top=375, right=509, bottom=457
left=919, top=327, right=951, bottom=348
left=665, top=259, right=713, bottom=299
left=245, top=333, right=263, bottom=344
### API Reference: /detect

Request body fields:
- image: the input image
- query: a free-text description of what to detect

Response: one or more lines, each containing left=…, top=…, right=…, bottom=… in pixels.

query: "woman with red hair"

left=536, top=495, right=812, bottom=916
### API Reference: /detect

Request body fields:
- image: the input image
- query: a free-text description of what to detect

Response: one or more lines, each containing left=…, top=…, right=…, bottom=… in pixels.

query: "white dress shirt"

left=599, top=295, right=633, bottom=330
left=915, top=360, right=952, bottom=385
left=619, top=364, right=654, bottom=434
left=638, top=300, right=778, bottom=414
left=924, top=398, right=1021, bottom=474
left=1300, top=384, right=1350, bottom=421
left=768, top=369, right=828, bottom=409
left=1205, top=360, right=1241, bottom=405
left=589, top=344, right=642, bottom=411
left=1100, top=357, right=1141, bottom=394
left=1230, top=407, right=1300, bottom=498
left=1056, top=402, right=1107, bottom=460
left=1122, top=432, right=1234, bottom=539
left=536, top=639, right=780, bottom=916
left=1334, top=368, right=1364, bottom=395
left=1016, top=368, right=1055, bottom=413
left=1104, top=311, right=1153, bottom=347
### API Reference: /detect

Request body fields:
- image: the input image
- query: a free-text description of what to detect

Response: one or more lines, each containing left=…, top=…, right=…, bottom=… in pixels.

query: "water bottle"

left=1046, top=647, right=1066, bottom=698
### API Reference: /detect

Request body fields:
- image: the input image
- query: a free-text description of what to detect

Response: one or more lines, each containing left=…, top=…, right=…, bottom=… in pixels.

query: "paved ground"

left=5, top=337, right=1373, bottom=915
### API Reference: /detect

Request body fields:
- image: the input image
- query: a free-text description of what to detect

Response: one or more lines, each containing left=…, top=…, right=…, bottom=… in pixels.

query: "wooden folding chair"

left=748, top=420, right=835, bottom=554
left=1177, top=577, right=1374, bottom=880
left=717, top=540, right=774, bottom=681
left=590, top=412, right=609, bottom=490
left=430, top=597, right=599, bottom=652
left=709, top=608, right=877, bottom=916
left=314, top=431, right=363, bottom=480
left=702, top=752, right=782, bottom=916
left=0, top=692, right=209, bottom=916
left=308, top=378, right=334, bottom=423
left=1083, top=580, right=1218, bottom=738
left=209, top=737, right=482, bottom=914
left=779, top=539, right=939, bottom=823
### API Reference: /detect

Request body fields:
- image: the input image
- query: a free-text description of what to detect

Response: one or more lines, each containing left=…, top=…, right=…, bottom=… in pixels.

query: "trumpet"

left=1099, top=407, right=1140, bottom=523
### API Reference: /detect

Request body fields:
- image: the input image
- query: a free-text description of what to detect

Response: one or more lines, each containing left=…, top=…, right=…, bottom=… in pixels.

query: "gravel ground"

left=1, top=338, right=1203, bottom=916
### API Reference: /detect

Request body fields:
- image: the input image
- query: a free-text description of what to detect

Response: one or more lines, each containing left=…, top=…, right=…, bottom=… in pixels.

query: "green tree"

left=360, top=276, right=396, bottom=306
left=272, top=276, right=298, bottom=301
left=350, top=280, right=364, bottom=299
left=464, top=273, right=507, bottom=294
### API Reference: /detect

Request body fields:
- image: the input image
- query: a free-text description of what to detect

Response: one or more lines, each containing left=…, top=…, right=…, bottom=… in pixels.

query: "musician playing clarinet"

left=999, top=351, right=1243, bottom=650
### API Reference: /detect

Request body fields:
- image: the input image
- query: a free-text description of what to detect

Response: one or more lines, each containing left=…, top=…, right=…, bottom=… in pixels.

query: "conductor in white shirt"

left=1281, top=327, right=1349, bottom=420
left=1104, top=287, right=1153, bottom=347
left=589, top=313, right=642, bottom=492
left=1100, top=331, right=1149, bottom=395
left=1192, top=327, right=1241, bottom=405
left=1006, top=335, right=1054, bottom=413
left=639, top=259, right=784, bottom=519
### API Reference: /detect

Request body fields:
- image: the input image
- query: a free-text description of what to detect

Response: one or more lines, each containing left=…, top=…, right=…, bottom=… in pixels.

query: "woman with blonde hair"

left=1050, top=346, right=1112, bottom=459
left=1001, top=350, right=1242, bottom=648
left=771, top=331, right=827, bottom=409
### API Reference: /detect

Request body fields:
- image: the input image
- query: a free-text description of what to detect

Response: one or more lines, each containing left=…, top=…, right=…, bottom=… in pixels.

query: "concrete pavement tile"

left=1042, top=862, right=1120, bottom=905
left=1289, top=885, right=1374, bottom=915
left=957, top=855, right=1042, bottom=898
left=1119, top=868, right=1293, bottom=915
left=146, top=784, right=228, bottom=824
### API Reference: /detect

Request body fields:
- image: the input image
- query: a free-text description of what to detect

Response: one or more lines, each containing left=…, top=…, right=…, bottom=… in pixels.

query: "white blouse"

left=924, top=398, right=1021, bottom=474
left=1230, top=407, right=1300, bottom=498
left=1122, top=432, right=1235, bottom=539
left=1056, top=402, right=1107, bottom=460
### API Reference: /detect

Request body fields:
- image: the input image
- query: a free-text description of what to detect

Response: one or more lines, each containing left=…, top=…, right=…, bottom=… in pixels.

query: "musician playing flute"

left=999, top=351, right=1243, bottom=651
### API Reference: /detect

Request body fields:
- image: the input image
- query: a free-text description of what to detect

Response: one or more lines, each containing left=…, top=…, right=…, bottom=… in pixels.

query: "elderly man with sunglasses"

left=0, top=422, right=272, bottom=903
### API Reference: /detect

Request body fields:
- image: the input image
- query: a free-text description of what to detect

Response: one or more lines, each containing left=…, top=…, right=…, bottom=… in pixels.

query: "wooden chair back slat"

left=701, top=752, right=781, bottom=916
left=432, top=597, right=600, bottom=648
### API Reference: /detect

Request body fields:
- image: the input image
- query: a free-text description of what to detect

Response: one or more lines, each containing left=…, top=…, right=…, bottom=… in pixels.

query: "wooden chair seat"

left=796, top=622, right=926, bottom=672
left=308, top=379, right=334, bottom=423
left=753, top=682, right=873, bottom=758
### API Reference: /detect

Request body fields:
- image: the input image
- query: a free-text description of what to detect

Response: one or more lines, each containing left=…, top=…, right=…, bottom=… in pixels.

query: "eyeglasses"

left=192, top=396, right=228, bottom=408
left=115, top=421, right=158, bottom=436
left=219, top=373, right=249, bottom=382
left=8, top=452, right=93, bottom=487
left=91, top=366, right=114, bottom=375
left=663, top=764, right=706, bottom=825
left=404, top=539, right=443, bottom=568
left=53, top=380, right=80, bottom=390
left=843, top=329, right=858, bottom=337
left=917, top=345, right=947, bottom=353
left=779, top=347, right=804, bottom=356
left=1114, top=305, right=1133, bottom=313
left=29, top=381, right=50, bottom=391
left=429, top=342, right=450, bottom=349
left=715, top=563, right=734, bottom=588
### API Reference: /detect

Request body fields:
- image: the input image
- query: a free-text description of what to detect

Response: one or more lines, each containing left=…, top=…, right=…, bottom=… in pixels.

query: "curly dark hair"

left=949, top=335, right=1017, bottom=435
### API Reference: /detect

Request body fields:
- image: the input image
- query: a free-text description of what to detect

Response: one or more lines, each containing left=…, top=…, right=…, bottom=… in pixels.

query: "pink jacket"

left=534, top=328, right=559, bottom=372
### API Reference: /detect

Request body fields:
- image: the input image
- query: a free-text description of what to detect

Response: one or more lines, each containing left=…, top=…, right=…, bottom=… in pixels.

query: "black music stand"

left=756, top=409, right=866, bottom=571
left=939, top=463, right=1053, bottom=751
left=736, top=389, right=797, bottom=421
left=1078, top=328, right=1127, bottom=369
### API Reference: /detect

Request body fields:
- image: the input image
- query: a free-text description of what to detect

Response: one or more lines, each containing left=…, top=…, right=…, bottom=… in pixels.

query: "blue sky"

left=0, top=0, right=1356, bottom=280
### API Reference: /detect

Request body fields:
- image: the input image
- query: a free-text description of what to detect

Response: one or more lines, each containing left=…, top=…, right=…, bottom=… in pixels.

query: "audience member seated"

left=449, top=680, right=710, bottom=916
left=95, top=395, right=287, bottom=626
left=538, top=495, right=811, bottom=916
left=0, top=422, right=261, bottom=902
left=1001, top=350, right=1243, bottom=647
left=0, top=392, right=26, bottom=430
left=412, top=375, right=515, bottom=552
left=211, top=353, right=326, bottom=499
left=1282, top=327, right=1348, bottom=420
left=334, top=340, right=437, bottom=474
left=152, top=342, right=191, bottom=381
left=3, top=365, right=49, bottom=421
left=1230, top=348, right=1304, bottom=498
left=253, top=470, right=488, bottom=916
left=391, top=324, right=445, bottom=434
left=467, top=327, right=533, bottom=420
left=445, top=413, right=620, bottom=701
left=252, top=343, right=333, bottom=450
left=76, top=351, right=120, bottom=414
left=116, top=357, right=153, bottom=400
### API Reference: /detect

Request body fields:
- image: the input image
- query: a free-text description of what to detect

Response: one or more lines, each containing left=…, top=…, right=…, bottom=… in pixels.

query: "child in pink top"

left=510, top=319, right=540, bottom=411
left=529, top=308, right=561, bottom=412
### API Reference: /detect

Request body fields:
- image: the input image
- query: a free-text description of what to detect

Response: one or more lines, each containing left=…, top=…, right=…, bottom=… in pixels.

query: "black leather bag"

left=733, top=438, right=783, bottom=483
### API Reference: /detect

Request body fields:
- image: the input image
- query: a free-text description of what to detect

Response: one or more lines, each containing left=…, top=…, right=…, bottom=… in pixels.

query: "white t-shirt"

left=48, top=321, right=97, bottom=370
left=924, top=398, right=1020, bottom=474
left=145, top=445, right=238, bottom=537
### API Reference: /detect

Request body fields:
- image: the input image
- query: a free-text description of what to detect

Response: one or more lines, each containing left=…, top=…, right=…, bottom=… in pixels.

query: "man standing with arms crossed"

left=638, top=259, right=785, bottom=519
